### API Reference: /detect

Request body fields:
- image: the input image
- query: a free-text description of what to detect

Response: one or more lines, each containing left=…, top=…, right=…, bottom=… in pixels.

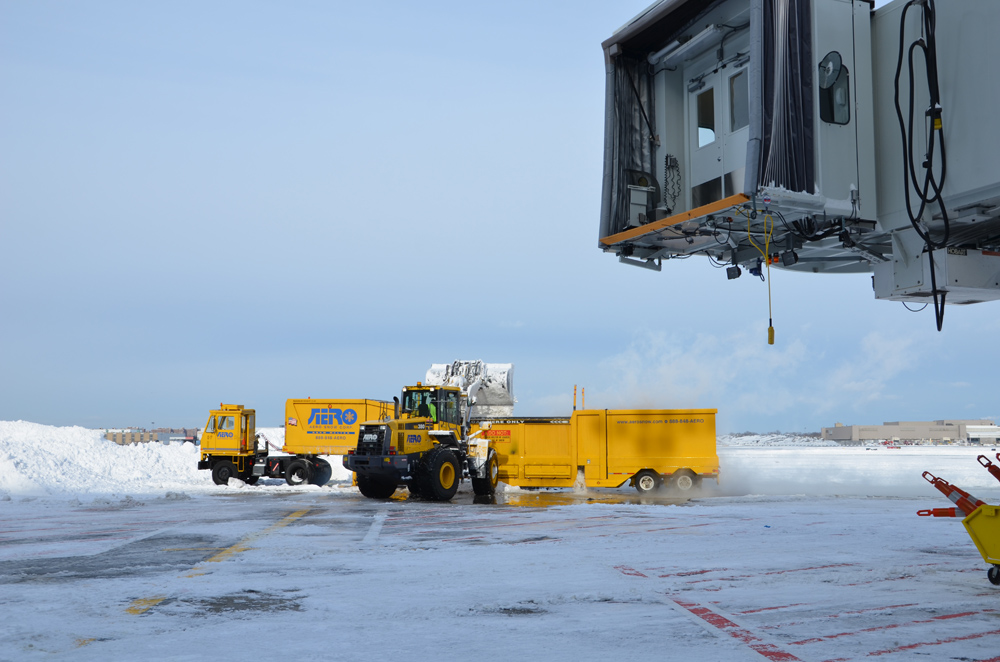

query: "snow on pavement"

left=2, top=421, right=1000, bottom=660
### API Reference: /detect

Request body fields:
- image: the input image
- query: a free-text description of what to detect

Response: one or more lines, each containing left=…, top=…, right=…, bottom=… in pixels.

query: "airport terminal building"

left=822, top=420, right=1000, bottom=445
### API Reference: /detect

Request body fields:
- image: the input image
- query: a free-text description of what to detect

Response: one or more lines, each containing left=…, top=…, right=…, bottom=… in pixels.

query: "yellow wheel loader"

left=344, top=383, right=500, bottom=501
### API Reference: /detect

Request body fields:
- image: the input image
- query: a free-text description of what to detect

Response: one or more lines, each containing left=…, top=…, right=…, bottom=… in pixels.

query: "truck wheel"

left=243, top=473, right=259, bottom=486
left=989, top=565, right=1000, bottom=586
left=633, top=469, right=662, bottom=494
left=407, top=481, right=424, bottom=498
left=311, top=459, right=333, bottom=486
left=472, top=449, right=500, bottom=496
left=286, top=459, right=313, bottom=486
left=212, top=460, right=236, bottom=485
left=424, top=447, right=460, bottom=501
left=357, top=473, right=398, bottom=499
left=671, top=470, right=700, bottom=493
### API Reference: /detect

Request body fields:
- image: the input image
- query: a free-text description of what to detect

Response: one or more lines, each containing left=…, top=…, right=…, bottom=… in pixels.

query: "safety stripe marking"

left=866, top=628, right=1000, bottom=656
left=789, top=610, right=988, bottom=645
left=671, top=598, right=803, bottom=662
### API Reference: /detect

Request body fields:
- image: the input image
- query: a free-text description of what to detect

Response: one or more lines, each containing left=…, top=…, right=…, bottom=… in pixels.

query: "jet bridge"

left=599, top=0, right=1000, bottom=329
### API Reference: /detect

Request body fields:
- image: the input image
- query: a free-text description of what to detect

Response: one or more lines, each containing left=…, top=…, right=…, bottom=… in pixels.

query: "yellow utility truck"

left=477, top=408, right=719, bottom=493
left=344, top=383, right=500, bottom=501
left=199, top=399, right=392, bottom=486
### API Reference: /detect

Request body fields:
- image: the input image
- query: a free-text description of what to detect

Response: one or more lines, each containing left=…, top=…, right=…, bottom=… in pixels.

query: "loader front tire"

left=357, top=473, right=398, bottom=499
left=633, top=469, right=662, bottom=494
left=423, top=447, right=460, bottom=501
left=472, top=449, right=500, bottom=497
left=212, top=460, right=236, bottom=486
left=312, top=459, right=333, bottom=486
left=286, top=459, right=313, bottom=486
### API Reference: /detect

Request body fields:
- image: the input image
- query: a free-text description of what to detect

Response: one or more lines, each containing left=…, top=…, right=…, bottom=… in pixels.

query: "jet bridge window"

left=697, top=87, right=716, bottom=147
left=818, top=51, right=850, bottom=125
left=730, top=70, right=749, bottom=131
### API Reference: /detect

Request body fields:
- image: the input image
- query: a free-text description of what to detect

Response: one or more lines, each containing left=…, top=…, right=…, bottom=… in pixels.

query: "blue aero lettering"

left=218, top=431, right=234, bottom=438
left=308, top=408, right=358, bottom=426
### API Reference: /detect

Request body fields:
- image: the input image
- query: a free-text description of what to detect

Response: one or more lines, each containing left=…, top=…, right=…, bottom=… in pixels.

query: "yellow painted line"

left=75, top=638, right=97, bottom=648
left=202, top=508, right=309, bottom=564
left=125, top=595, right=168, bottom=615
left=128, top=508, right=311, bottom=612
left=599, top=193, right=750, bottom=246
left=161, top=547, right=225, bottom=552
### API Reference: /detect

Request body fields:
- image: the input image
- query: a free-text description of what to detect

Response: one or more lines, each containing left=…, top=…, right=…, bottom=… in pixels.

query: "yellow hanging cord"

left=746, top=212, right=776, bottom=344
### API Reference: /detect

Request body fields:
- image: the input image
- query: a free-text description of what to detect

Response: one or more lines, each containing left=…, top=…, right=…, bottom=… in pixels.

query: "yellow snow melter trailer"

left=479, top=409, right=719, bottom=493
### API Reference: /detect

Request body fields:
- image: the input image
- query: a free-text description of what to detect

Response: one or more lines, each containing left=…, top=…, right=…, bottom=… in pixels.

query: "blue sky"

left=1, top=0, right=996, bottom=432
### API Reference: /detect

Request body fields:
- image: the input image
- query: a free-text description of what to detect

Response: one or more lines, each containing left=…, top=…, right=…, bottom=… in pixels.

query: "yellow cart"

left=962, top=505, right=1000, bottom=585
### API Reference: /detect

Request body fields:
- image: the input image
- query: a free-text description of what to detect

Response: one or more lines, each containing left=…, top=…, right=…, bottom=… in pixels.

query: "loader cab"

left=400, top=385, right=462, bottom=430
left=200, top=404, right=256, bottom=457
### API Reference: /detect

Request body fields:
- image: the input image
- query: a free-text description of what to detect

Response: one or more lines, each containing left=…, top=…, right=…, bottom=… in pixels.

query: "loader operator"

left=417, top=397, right=437, bottom=422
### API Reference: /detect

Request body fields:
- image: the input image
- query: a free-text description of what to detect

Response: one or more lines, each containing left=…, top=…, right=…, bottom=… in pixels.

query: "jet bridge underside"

left=599, top=0, right=1000, bottom=319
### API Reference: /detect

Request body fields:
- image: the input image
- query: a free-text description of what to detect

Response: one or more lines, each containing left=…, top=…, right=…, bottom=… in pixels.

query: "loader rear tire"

left=311, top=459, right=333, bottom=486
left=472, top=449, right=500, bottom=497
left=286, top=459, right=313, bottom=486
left=423, top=447, right=460, bottom=501
left=212, top=460, right=236, bottom=486
left=357, top=473, right=398, bottom=499
left=633, top=469, right=662, bottom=494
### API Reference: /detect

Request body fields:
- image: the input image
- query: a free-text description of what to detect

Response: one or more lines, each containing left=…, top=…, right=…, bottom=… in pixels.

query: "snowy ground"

left=3, top=421, right=1000, bottom=661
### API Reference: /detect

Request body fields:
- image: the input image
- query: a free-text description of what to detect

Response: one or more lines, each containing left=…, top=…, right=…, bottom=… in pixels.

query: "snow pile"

left=0, top=421, right=354, bottom=497
left=719, top=432, right=837, bottom=446
left=0, top=420, right=206, bottom=496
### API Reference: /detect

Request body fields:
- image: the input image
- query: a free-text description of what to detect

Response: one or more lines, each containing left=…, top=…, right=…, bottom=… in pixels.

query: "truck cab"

left=199, top=404, right=260, bottom=484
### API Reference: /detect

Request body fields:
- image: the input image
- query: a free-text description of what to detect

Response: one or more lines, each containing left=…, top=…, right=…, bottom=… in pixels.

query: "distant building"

left=104, top=428, right=199, bottom=445
left=821, top=420, right=999, bottom=445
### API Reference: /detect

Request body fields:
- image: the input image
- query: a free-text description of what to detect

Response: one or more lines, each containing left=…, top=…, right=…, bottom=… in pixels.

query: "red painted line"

left=439, top=536, right=486, bottom=542
left=833, top=603, right=918, bottom=616
left=672, top=598, right=803, bottom=661
left=762, top=563, right=857, bottom=576
left=790, top=610, right=994, bottom=645
left=659, top=568, right=726, bottom=578
left=614, top=565, right=648, bottom=578
left=736, top=603, right=806, bottom=615
left=867, top=629, right=1000, bottom=656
